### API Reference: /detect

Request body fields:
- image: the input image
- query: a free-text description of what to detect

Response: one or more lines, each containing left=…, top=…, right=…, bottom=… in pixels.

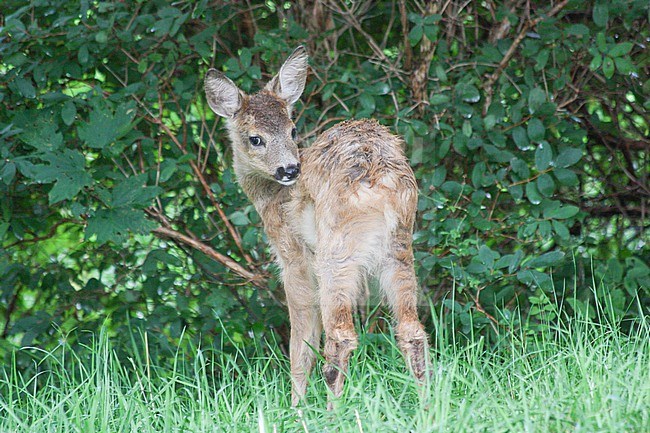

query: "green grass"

left=1, top=314, right=649, bottom=433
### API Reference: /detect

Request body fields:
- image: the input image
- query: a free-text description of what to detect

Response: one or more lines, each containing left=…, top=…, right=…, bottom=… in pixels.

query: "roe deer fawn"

left=204, top=46, right=429, bottom=406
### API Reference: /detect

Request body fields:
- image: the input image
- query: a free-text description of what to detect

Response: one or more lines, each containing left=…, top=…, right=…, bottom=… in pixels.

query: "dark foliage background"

left=1, top=0, right=648, bottom=368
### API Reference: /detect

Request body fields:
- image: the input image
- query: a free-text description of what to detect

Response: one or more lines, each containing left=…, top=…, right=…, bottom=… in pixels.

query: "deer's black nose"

left=275, top=164, right=301, bottom=182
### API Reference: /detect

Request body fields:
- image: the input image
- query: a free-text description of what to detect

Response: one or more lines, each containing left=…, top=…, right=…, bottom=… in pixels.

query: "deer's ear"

left=265, top=46, right=308, bottom=105
left=204, top=70, right=242, bottom=118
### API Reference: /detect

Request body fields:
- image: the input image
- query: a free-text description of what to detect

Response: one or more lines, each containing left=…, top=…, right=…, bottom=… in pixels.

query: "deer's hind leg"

left=315, top=240, right=362, bottom=406
left=380, top=227, right=429, bottom=382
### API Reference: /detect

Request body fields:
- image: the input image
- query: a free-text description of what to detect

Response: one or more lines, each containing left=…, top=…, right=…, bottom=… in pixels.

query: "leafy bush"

left=0, top=0, right=648, bottom=363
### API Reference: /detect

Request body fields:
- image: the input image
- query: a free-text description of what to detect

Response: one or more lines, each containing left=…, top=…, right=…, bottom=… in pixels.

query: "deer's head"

left=204, top=46, right=308, bottom=186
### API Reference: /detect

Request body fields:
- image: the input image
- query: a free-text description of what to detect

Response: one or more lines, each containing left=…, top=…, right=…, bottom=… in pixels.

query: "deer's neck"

left=234, top=162, right=289, bottom=230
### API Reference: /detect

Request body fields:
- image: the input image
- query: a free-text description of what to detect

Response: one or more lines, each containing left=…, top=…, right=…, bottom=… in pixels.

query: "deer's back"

left=301, top=118, right=416, bottom=204
left=289, top=119, right=417, bottom=256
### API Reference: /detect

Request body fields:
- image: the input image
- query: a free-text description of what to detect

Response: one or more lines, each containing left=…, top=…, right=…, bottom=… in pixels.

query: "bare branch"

left=152, top=226, right=267, bottom=288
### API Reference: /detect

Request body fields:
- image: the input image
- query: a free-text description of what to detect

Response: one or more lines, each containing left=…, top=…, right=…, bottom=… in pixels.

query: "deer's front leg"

left=283, top=264, right=321, bottom=406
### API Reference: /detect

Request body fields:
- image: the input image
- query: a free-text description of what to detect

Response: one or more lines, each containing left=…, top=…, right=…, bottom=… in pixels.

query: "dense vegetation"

left=0, top=0, right=648, bottom=369
left=2, top=314, right=649, bottom=432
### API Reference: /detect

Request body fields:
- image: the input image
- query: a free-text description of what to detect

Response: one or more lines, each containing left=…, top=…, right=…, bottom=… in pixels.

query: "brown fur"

left=205, top=47, right=429, bottom=407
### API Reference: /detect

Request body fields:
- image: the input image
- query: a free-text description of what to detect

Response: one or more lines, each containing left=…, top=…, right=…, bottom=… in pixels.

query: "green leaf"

left=554, top=168, right=579, bottom=186
left=536, top=173, right=555, bottom=197
left=437, top=138, right=451, bottom=159
left=614, top=57, right=635, bottom=75
left=603, top=56, right=615, bottom=79
left=567, top=24, right=590, bottom=37
left=508, top=183, right=523, bottom=201
left=466, top=259, right=487, bottom=274
left=409, top=25, right=423, bottom=46
left=229, top=211, right=250, bottom=226
left=534, top=49, right=549, bottom=71
left=367, top=82, right=390, bottom=95
left=0, top=222, right=9, bottom=240
left=592, top=2, right=608, bottom=27
left=31, top=149, right=93, bottom=204
left=609, top=42, right=633, bottom=57
left=528, top=87, right=546, bottom=113
left=86, top=208, right=157, bottom=244
left=407, top=12, right=423, bottom=25
left=441, top=181, right=464, bottom=198
left=159, top=159, right=177, bottom=182
left=0, top=162, right=16, bottom=185
left=589, top=55, right=603, bottom=71
left=78, top=100, right=137, bottom=149
left=541, top=200, right=560, bottom=218
left=534, top=142, right=552, bottom=171
left=143, top=249, right=182, bottom=275
left=404, top=126, right=415, bottom=146
left=495, top=254, right=513, bottom=270
left=15, top=77, right=36, bottom=99
left=111, top=174, right=162, bottom=208
left=538, top=220, right=552, bottom=238
left=526, top=251, right=565, bottom=268
left=510, top=158, right=530, bottom=178
left=484, top=144, right=513, bottom=163
left=527, top=118, right=545, bottom=142
left=512, top=127, right=529, bottom=149
left=567, top=298, right=595, bottom=318
left=239, top=48, right=252, bottom=68
left=423, top=14, right=442, bottom=25
left=78, top=45, right=89, bottom=64
left=61, top=100, right=77, bottom=126
left=460, top=84, right=480, bottom=103
left=465, top=138, right=482, bottom=152
left=95, top=30, right=108, bottom=44
left=517, top=269, right=552, bottom=287
left=535, top=102, right=557, bottom=117
left=430, top=94, right=449, bottom=105
left=423, top=24, right=438, bottom=42
left=434, top=64, right=448, bottom=82
left=478, top=245, right=498, bottom=269
left=14, top=110, right=63, bottom=152
left=552, top=220, right=570, bottom=239
left=471, top=190, right=486, bottom=205
left=471, top=162, right=486, bottom=188
left=523, top=221, right=539, bottom=237
left=462, top=120, right=472, bottom=137
left=545, top=205, right=579, bottom=219
left=483, top=114, right=496, bottom=131
left=604, top=258, right=624, bottom=282
left=432, top=166, right=446, bottom=187
left=359, top=93, right=376, bottom=112
left=555, top=147, right=582, bottom=168
left=246, top=65, right=262, bottom=80
left=525, top=181, right=542, bottom=205
left=410, top=119, right=429, bottom=136
left=596, top=32, right=607, bottom=52
left=624, top=258, right=650, bottom=293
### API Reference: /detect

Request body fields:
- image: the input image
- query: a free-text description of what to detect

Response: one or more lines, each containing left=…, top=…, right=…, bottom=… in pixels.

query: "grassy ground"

left=1, top=314, right=649, bottom=433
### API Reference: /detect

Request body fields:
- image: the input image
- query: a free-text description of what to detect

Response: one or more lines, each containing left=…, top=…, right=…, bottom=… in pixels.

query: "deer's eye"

left=291, top=128, right=297, bottom=140
left=249, top=136, right=264, bottom=147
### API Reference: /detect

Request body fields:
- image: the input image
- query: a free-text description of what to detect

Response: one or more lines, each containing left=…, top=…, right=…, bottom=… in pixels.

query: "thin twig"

left=473, top=285, right=500, bottom=332
left=4, top=218, right=79, bottom=249
left=482, top=0, right=570, bottom=115
left=146, top=115, right=255, bottom=266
